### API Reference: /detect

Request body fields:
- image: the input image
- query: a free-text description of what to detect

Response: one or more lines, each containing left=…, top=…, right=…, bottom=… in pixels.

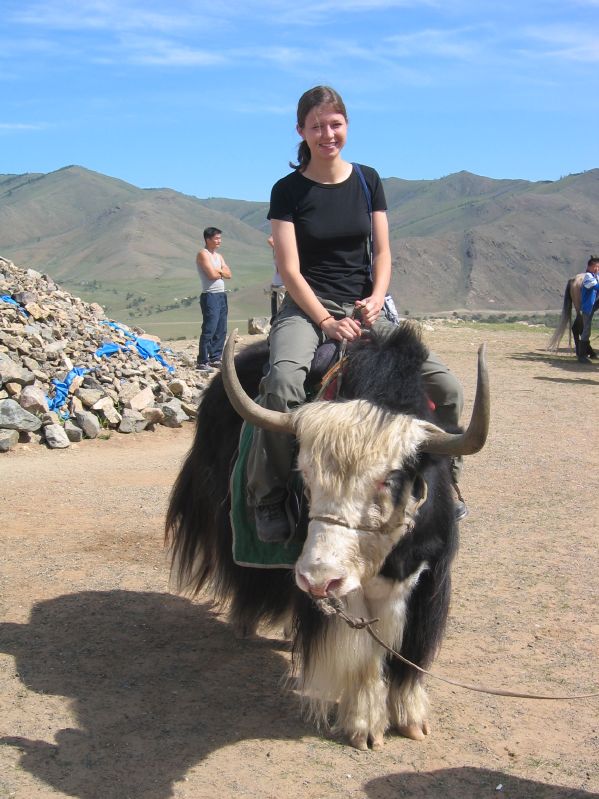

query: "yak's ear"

left=411, top=474, right=428, bottom=511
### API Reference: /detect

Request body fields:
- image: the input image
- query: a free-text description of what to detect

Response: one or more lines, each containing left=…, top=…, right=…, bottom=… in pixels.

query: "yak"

left=166, top=322, right=489, bottom=750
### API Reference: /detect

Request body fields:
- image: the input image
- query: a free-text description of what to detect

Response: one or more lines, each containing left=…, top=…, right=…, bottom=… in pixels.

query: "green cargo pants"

left=246, top=296, right=463, bottom=508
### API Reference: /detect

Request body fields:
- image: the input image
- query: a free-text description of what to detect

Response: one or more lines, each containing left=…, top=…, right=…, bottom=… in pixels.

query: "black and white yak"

left=165, top=323, right=489, bottom=750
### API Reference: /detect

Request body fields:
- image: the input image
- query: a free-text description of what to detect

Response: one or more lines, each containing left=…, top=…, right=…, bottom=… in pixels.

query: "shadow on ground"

left=365, top=768, right=599, bottom=799
left=507, top=349, right=599, bottom=379
left=0, top=590, right=306, bottom=799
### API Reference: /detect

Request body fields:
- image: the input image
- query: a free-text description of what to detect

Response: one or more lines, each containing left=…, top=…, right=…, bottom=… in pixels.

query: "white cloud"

left=121, top=36, right=226, bottom=66
left=0, top=122, right=46, bottom=130
left=9, top=0, right=200, bottom=33
left=524, top=24, right=599, bottom=62
left=254, top=0, right=439, bottom=25
left=384, top=27, right=481, bottom=59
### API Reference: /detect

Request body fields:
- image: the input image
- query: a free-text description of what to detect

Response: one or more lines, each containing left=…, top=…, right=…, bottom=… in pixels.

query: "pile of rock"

left=0, top=256, right=211, bottom=452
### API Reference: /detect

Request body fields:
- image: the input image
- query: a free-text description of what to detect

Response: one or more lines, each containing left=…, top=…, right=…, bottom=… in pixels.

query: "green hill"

left=1, top=165, right=598, bottom=337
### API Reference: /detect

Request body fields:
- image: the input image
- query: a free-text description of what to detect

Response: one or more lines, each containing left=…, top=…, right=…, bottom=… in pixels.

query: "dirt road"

left=1, top=325, right=598, bottom=799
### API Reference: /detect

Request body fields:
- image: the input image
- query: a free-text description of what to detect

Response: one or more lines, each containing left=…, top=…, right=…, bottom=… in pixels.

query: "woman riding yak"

left=246, top=85, right=466, bottom=543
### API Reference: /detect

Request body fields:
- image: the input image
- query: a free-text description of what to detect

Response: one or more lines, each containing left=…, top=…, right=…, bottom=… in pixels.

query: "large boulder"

left=0, top=399, right=42, bottom=431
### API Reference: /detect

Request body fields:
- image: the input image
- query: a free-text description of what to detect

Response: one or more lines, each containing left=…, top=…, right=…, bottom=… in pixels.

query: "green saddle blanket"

left=230, top=422, right=306, bottom=568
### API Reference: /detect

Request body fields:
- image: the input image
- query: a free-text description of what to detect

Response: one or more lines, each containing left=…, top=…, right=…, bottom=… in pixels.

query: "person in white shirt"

left=196, top=227, right=232, bottom=372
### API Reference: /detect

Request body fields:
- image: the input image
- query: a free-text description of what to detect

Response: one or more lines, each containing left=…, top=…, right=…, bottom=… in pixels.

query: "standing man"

left=196, top=226, right=232, bottom=372
left=578, top=255, right=599, bottom=364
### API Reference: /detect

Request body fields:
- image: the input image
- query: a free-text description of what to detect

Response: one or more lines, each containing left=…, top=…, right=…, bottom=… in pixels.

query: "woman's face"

left=297, top=103, right=348, bottom=162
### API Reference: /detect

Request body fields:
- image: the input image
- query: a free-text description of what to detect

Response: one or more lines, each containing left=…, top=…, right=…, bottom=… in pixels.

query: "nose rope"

left=316, top=596, right=599, bottom=701
left=309, top=514, right=415, bottom=535
left=309, top=514, right=373, bottom=531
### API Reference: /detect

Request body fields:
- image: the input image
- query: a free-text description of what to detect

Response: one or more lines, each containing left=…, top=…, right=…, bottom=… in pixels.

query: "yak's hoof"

left=349, top=731, right=385, bottom=751
left=349, top=732, right=369, bottom=751
left=396, top=720, right=430, bottom=740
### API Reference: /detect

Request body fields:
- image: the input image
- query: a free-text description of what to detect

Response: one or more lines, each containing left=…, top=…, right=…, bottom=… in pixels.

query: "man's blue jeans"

left=198, top=292, right=228, bottom=364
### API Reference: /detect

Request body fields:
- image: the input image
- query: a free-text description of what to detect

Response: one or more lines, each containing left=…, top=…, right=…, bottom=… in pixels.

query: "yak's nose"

left=295, top=570, right=344, bottom=598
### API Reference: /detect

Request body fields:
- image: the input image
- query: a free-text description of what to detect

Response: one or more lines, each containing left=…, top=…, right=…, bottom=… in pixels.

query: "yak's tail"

left=547, top=279, right=573, bottom=352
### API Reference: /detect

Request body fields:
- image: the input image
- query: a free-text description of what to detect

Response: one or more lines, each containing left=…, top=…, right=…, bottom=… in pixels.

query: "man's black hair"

left=203, top=227, right=222, bottom=242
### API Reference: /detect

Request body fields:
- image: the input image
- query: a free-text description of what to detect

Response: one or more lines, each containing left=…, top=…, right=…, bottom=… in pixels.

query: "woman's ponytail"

left=290, top=140, right=311, bottom=172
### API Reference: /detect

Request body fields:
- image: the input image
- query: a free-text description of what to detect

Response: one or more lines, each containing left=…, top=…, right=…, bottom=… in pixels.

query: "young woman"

left=247, top=86, right=465, bottom=541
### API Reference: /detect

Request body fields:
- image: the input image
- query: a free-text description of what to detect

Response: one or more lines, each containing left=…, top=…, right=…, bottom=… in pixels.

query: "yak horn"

left=420, top=343, right=490, bottom=457
left=222, top=330, right=295, bottom=434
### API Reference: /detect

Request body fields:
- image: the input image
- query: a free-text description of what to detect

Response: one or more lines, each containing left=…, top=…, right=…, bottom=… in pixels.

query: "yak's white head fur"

left=293, top=399, right=431, bottom=598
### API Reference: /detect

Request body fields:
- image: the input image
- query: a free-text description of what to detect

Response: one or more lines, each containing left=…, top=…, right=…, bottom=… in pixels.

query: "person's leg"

left=247, top=301, right=321, bottom=505
left=420, top=350, right=464, bottom=478
left=588, top=301, right=598, bottom=358
left=210, top=293, right=228, bottom=363
left=419, top=350, right=468, bottom=518
left=246, top=299, right=322, bottom=541
left=270, top=288, right=278, bottom=325
left=579, top=313, right=593, bottom=362
left=198, top=293, right=219, bottom=368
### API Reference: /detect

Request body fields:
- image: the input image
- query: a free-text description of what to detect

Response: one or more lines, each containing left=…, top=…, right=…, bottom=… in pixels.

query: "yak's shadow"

left=365, top=768, right=599, bottom=799
left=0, top=590, right=306, bottom=799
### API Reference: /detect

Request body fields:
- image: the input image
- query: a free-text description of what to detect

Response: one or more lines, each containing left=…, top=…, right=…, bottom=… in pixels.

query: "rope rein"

left=316, top=596, right=599, bottom=701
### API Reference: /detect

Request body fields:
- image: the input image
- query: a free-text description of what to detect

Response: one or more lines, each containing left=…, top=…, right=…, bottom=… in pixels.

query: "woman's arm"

left=355, top=210, right=391, bottom=328
left=271, top=219, right=361, bottom=341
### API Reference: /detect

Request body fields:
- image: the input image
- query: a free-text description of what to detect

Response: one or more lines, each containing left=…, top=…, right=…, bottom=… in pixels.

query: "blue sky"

left=1, top=0, right=598, bottom=200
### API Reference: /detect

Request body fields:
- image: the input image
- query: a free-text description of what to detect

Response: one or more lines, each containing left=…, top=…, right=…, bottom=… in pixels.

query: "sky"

left=1, top=0, right=598, bottom=201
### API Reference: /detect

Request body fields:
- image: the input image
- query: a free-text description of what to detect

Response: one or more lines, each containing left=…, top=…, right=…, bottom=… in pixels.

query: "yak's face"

left=293, top=400, right=429, bottom=599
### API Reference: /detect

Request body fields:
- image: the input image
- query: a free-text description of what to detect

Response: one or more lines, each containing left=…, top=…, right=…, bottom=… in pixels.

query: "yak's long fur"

left=165, top=323, right=458, bottom=739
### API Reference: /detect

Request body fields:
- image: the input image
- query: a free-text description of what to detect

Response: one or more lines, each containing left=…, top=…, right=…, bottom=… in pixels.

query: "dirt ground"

left=1, top=324, right=598, bottom=799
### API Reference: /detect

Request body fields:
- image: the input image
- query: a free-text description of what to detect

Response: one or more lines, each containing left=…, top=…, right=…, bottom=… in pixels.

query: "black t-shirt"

left=268, top=164, right=387, bottom=304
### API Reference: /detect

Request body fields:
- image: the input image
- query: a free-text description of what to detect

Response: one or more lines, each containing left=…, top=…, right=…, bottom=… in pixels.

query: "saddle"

left=230, top=338, right=344, bottom=569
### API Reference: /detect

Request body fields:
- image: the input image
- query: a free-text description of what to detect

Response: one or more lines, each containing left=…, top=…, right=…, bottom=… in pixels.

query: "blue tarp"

left=95, top=342, right=121, bottom=358
left=96, top=321, right=175, bottom=372
left=0, top=295, right=28, bottom=317
left=47, top=366, right=89, bottom=414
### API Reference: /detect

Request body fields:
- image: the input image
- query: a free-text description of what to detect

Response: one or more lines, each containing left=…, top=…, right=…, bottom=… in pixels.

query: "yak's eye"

left=377, top=470, right=408, bottom=504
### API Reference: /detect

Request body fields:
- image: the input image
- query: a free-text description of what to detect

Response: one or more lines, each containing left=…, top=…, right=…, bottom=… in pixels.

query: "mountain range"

left=1, top=165, right=598, bottom=326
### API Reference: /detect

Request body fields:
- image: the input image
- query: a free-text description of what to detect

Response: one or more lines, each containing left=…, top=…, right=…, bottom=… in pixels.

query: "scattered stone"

left=126, top=385, right=155, bottom=411
left=44, top=423, right=71, bottom=449
left=92, top=397, right=122, bottom=426
left=18, top=385, right=49, bottom=415
left=248, top=317, right=270, bottom=335
left=141, top=406, right=164, bottom=425
left=74, top=410, right=101, bottom=439
left=0, top=399, right=42, bottom=431
left=64, top=419, right=84, bottom=442
left=40, top=411, right=61, bottom=426
left=76, top=387, right=106, bottom=408
left=0, top=352, right=35, bottom=386
left=119, top=408, right=148, bottom=434
left=160, top=399, right=190, bottom=428
left=0, top=255, right=216, bottom=452
left=168, top=379, right=189, bottom=398
left=0, top=428, right=19, bottom=452
left=4, top=382, right=22, bottom=398
left=180, top=401, right=199, bottom=419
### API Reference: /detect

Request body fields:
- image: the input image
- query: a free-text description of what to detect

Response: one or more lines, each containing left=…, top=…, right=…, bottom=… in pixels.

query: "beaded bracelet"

left=318, top=314, right=334, bottom=328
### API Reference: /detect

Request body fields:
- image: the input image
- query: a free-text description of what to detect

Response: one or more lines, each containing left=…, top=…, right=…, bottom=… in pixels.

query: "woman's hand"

left=320, top=315, right=362, bottom=342
left=354, top=295, right=384, bottom=328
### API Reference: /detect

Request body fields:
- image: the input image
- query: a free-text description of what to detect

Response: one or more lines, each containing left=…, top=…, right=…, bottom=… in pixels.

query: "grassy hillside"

left=2, top=165, right=598, bottom=331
